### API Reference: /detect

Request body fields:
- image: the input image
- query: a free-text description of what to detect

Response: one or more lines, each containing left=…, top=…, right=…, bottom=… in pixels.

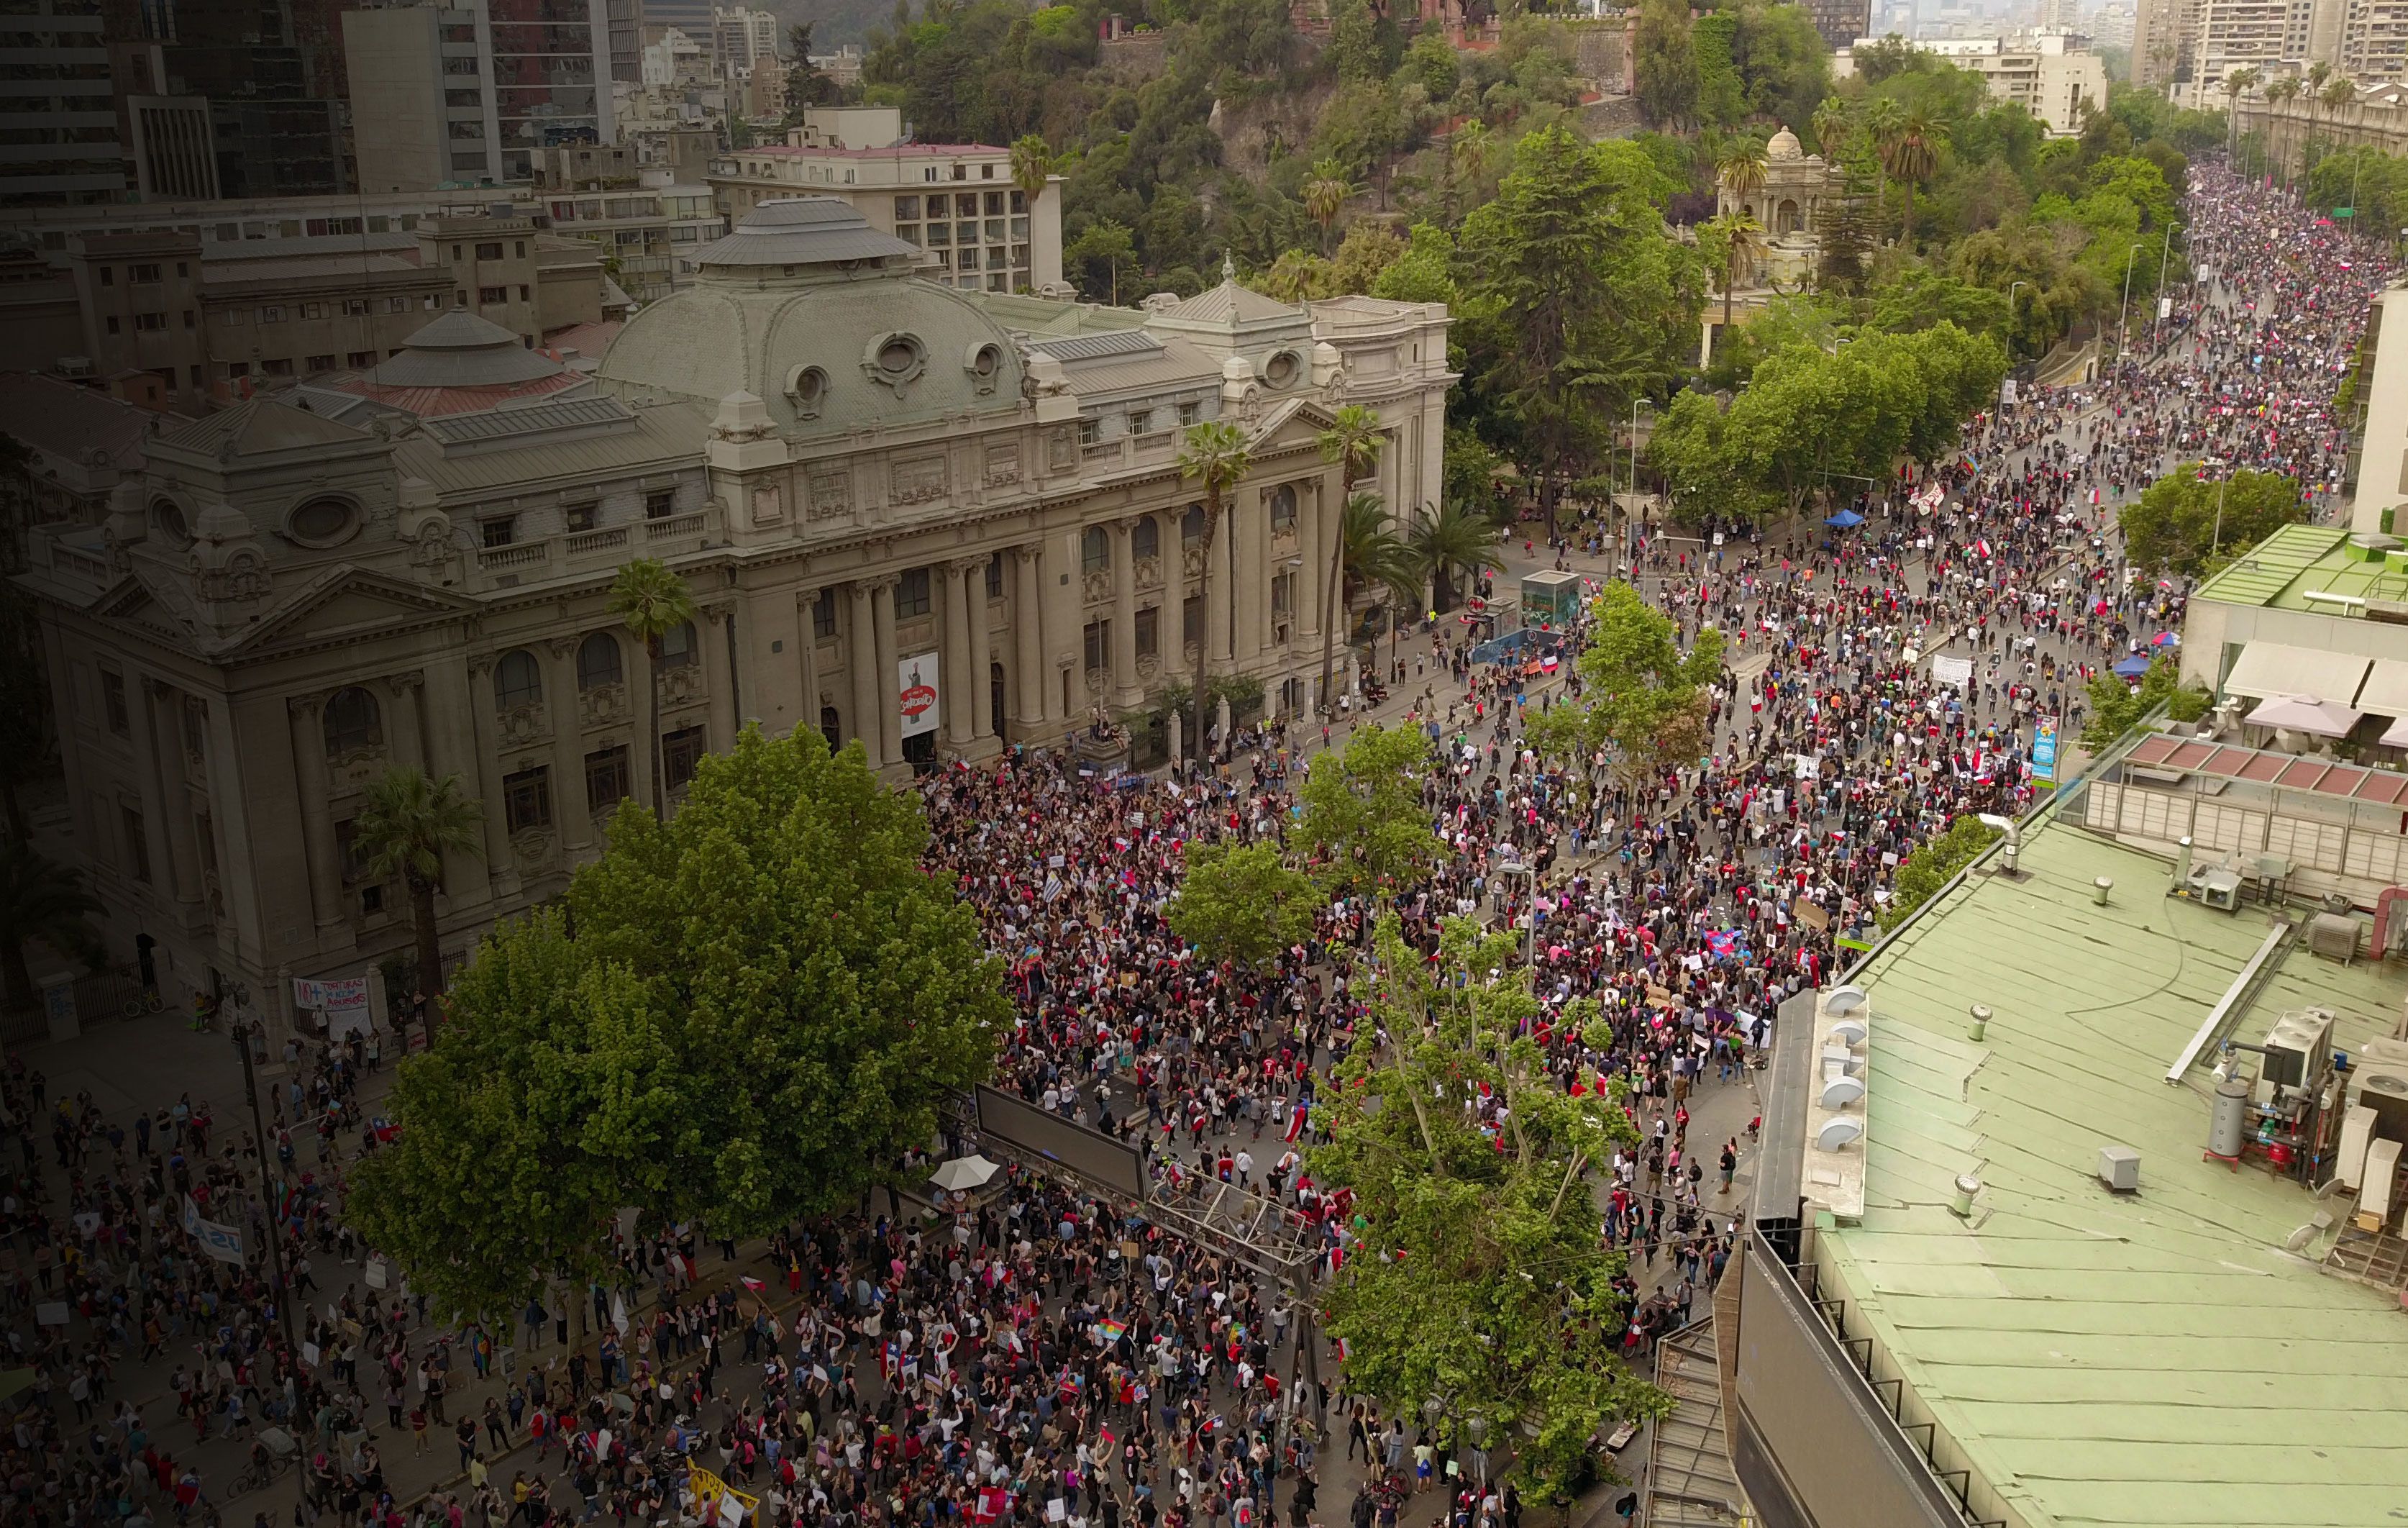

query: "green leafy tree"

left=1316, top=403, right=1387, bottom=707
left=2120, top=463, right=2306, bottom=578
left=1167, top=841, right=1322, bottom=970
left=0, top=841, right=102, bottom=1014
left=1879, top=814, right=2002, bottom=930
left=1524, top=581, right=1723, bottom=786
left=2081, top=652, right=2212, bottom=750
left=1295, top=723, right=1441, bottom=901
left=1303, top=158, right=1357, bottom=253
left=607, top=557, right=698, bottom=820
left=355, top=765, right=485, bottom=1035
left=783, top=23, right=839, bottom=117
left=1312, top=915, right=1659, bottom=1501
left=1178, top=421, right=1251, bottom=756
left=1879, top=108, right=1947, bottom=244
left=1064, top=218, right=1139, bottom=304
left=1633, top=0, right=1700, bottom=129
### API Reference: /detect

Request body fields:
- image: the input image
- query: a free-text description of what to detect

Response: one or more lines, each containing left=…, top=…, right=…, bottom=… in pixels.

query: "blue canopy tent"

left=1824, top=509, right=1864, bottom=529
left=2112, top=653, right=2154, bottom=678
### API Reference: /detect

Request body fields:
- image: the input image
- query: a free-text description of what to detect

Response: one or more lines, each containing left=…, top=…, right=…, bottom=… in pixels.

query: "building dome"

left=1767, top=127, right=1805, bottom=162
left=596, top=197, right=1023, bottom=432
left=370, top=311, right=564, bottom=388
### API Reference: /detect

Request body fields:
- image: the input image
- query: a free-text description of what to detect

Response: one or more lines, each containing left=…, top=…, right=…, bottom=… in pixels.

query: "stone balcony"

left=471, top=504, right=719, bottom=590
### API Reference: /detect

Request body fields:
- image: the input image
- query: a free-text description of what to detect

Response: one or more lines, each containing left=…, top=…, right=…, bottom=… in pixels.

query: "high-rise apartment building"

left=0, top=0, right=131, bottom=207
left=343, top=0, right=615, bottom=191
left=713, top=6, right=780, bottom=78
left=2341, top=0, right=2408, bottom=78
left=1806, top=0, right=1874, bottom=49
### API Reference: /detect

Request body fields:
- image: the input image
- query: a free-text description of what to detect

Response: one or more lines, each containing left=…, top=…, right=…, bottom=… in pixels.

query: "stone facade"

left=12, top=199, right=1454, bottom=1040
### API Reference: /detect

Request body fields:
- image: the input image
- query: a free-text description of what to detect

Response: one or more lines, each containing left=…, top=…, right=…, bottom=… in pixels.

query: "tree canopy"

left=2119, top=462, right=2306, bottom=578
left=350, top=727, right=1005, bottom=1327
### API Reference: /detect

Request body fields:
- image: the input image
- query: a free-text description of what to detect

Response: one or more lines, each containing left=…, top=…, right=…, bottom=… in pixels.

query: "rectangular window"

left=127, top=263, right=160, bottom=283
left=478, top=286, right=507, bottom=304
left=926, top=222, right=949, bottom=246
left=585, top=746, right=630, bottom=814
left=956, top=221, right=978, bottom=245
left=305, top=354, right=336, bottom=373
left=263, top=358, right=293, bottom=377
left=347, top=350, right=375, bottom=368
left=299, top=301, right=325, bottom=319
left=644, top=488, right=677, bottom=520
left=482, top=516, right=516, bottom=549
left=895, top=567, right=932, bottom=619
left=812, top=588, right=837, bottom=639
left=984, top=191, right=1005, bottom=217
left=475, top=241, right=504, bottom=260
left=1127, top=409, right=1152, bottom=437
left=565, top=501, right=599, bottom=533
left=662, top=725, right=706, bottom=791
left=122, top=806, right=150, bottom=884
left=895, top=224, right=920, bottom=246
left=342, top=298, right=370, bottom=317
left=985, top=553, right=1004, bottom=599
left=503, top=765, right=552, bottom=834
left=132, top=311, right=165, bottom=332
left=893, top=194, right=920, bottom=220
left=955, top=249, right=980, bottom=272
left=99, top=267, right=114, bottom=287
left=1270, top=488, right=1296, bottom=533
left=1135, top=606, right=1159, bottom=660
left=1078, top=417, right=1100, bottom=447
left=1011, top=189, right=1026, bottom=214
left=1082, top=619, right=1109, bottom=673
left=105, top=317, right=119, bottom=335
left=1179, top=401, right=1202, bottom=427
left=101, top=669, right=129, bottom=735
left=985, top=219, right=1004, bottom=243
left=1272, top=572, right=1292, bottom=618
left=182, top=310, right=195, bottom=329
left=1184, top=595, right=1202, bottom=645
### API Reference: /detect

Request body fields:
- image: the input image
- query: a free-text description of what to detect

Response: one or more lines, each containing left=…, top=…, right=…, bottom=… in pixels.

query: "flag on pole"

left=739, top=1275, right=766, bottom=1295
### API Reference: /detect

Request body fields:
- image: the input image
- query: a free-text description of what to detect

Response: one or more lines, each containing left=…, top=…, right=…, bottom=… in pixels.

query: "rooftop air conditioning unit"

left=56, top=355, right=93, bottom=378
left=2353, top=1068, right=2408, bottom=1145
left=2256, top=1008, right=2336, bottom=1106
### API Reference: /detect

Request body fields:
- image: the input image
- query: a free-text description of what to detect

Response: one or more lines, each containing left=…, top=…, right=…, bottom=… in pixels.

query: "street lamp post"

left=1464, top=1416, right=1490, bottom=1493
left=1628, top=397, right=1653, bottom=530
left=2200, top=455, right=2233, bottom=561
left=2152, top=224, right=2177, bottom=349
left=2117, top=241, right=2148, bottom=361
left=231, top=1020, right=301, bottom=1355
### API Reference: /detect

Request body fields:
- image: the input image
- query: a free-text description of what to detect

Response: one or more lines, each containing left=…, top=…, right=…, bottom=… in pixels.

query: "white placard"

left=898, top=652, right=941, bottom=739
left=1931, top=655, right=1975, bottom=689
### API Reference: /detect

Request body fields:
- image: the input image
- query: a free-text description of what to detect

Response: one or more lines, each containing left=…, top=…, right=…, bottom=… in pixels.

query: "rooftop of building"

left=725, top=142, right=1008, bottom=159
left=1833, top=816, right=2408, bottom=1527
left=0, top=370, right=157, bottom=470
left=2190, top=523, right=2408, bottom=612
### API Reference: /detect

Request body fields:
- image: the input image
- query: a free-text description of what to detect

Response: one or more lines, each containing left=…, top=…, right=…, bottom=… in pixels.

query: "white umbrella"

left=928, top=1155, right=1000, bottom=1193
left=2381, top=715, right=2408, bottom=749
left=2246, top=694, right=2361, bottom=738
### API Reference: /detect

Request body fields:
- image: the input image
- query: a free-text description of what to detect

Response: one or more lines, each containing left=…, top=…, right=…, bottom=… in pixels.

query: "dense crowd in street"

left=0, top=163, right=2386, bottom=1528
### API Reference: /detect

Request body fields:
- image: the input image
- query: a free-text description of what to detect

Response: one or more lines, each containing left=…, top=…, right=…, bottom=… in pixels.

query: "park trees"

left=350, top=727, right=1005, bottom=1326
left=1523, top=581, right=1724, bottom=789
left=2120, top=463, right=2305, bottom=578
left=1310, top=915, right=1659, bottom=1500
left=1167, top=841, right=1322, bottom=970
left=1296, top=723, right=1443, bottom=901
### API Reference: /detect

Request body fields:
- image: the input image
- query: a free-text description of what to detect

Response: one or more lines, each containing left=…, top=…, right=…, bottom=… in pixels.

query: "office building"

left=714, top=6, right=780, bottom=78
left=342, top=0, right=615, bottom=192
left=2342, top=0, right=2408, bottom=78
left=1836, top=32, right=2112, bottom=134
left=708, top=109, right=1066, bottom=294
left=103, top=0, right=352, bottom=199
left=0, top=0, right=130, bottom=207
left=12, top=194, right=1456, bottom=1042
left=1806, top=0, right=1875, bottom=49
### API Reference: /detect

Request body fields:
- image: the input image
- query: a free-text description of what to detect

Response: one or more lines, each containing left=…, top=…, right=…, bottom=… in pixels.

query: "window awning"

left=2245, top=695, right=2362, bottom=737
left=2355, top=657, right=2408, bottom=716
left=2221, top=641, right=2371, bottom=704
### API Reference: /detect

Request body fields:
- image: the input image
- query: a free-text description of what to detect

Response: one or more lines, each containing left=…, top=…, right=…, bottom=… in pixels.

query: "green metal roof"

left=1837, top=822, right=2408, bottom=1528
left=2189, top=523, right=2408, bottom=611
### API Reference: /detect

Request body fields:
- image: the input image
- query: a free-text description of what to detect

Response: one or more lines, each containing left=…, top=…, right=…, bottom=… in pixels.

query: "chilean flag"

left=1284, top=1106, right=1307, bottom=1143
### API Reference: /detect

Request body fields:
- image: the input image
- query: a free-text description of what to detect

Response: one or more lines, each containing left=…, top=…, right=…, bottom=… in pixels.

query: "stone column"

left=145, top=680, right=205, bottom=916
left=965, top=559, right=995, bottom=743
left=796, top=589, right=821, bottom=744
left=544, top=637, right=593, bottom=855
left=286, top=695, right=343, bottom=931
left=1109, top=519, right=1140, bottom=707
left=1233, top=488, right=1265, bottom=665
left=1298, top=485, right=1323, bottom=642
left=457, top=654, right=517, bottom=897
left=127, top=676, right=183, bottom=909
left=847, top=581, right=883, bottom=764
left=870, top=574, right=902, bottom=763
left=700, top=601, right=739, bottom=750
left=385, top=672, right=426, bottom=771
left=1013, top=545, right=1047, bottom=729
left=943, top=559, right=978, bottom=749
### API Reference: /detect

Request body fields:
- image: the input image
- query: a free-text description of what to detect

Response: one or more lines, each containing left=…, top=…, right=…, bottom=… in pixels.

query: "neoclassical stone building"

left=17, top=198, right=1454, bottom=1034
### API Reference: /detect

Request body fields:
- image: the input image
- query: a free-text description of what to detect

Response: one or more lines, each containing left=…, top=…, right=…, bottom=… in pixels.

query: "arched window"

left=322, top=686, right=381, bottom=754
left=494, top=649, right=542, bottom=709
left=1182, top=504, right=1205, bottom=545
left=1081, top=526, right=1110, bottom=573
left=577, top=631, right=623, bottom=691
left=657, top=619, right=698, bottom=669
left=1133, top=517, right=1160, bottom=560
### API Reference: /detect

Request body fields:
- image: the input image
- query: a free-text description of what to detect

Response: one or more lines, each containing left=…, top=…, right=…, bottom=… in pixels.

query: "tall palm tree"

left=2265, top=76, right=2301, bottom=179
left=355, top=765, right=483, bottom=1040
left=1008, top=133, right=1054, bottom=208
left=1333, top=491, right=1408, bottom=662
left=1810, top=98, right=1851, bottom=161
left=1702, top=211, right=1766, bottom=329
left=1715, top=146, right=1767, bottom=217
left=0, top=841, right=101, bottom=1014
left=1403, top=501, right=1506, bottom=614
left=607, top=557, right=698, bottom=819
left=1880, top=110, right=1946, bottom=246
left=1302, top=158, right=1355, bottom=254
left=1177, top=421, right=1251, bottom=758
left=2227, top=66, right=2262, bottom=160
left=1447, top=119, right=1494, bottom=219
left=1314, top=403, right=1385, bottom=714
left=1865, top=96, right=1905, bottom=223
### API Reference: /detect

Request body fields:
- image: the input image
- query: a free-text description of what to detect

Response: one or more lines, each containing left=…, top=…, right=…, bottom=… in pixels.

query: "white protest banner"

left=1931, top=655, right=1975, bottom=690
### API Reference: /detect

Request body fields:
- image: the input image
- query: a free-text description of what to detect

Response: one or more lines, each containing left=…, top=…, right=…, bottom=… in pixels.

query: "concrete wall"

left=342, top=6, right=448, bottom=194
